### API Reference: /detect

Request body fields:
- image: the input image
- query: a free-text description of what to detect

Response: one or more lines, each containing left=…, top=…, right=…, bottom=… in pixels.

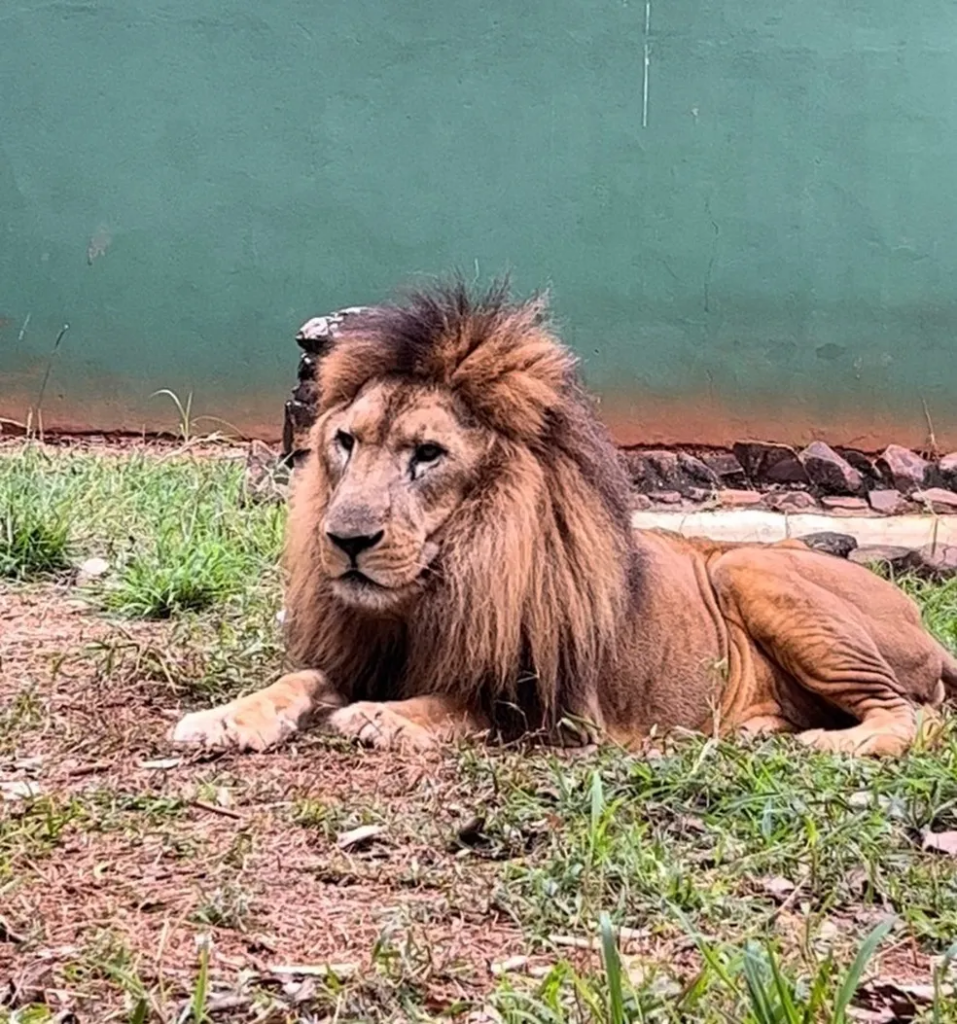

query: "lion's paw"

left=170, top=700, right=299, bottom=753
left=327, top=702, right=438, bottom=753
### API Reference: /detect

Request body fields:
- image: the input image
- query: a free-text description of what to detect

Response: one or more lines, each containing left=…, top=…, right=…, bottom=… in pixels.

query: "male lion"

left=172, top=282, right=956, bottom=758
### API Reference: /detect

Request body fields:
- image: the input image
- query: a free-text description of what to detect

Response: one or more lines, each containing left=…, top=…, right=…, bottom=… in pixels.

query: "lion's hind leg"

left=712, top=551, right=920, bottom=758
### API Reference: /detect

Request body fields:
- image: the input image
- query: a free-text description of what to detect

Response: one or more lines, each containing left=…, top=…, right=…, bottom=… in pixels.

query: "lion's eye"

left=335, top=430, right=355, bottom=454
left=413, top=443, right=444, bottom=465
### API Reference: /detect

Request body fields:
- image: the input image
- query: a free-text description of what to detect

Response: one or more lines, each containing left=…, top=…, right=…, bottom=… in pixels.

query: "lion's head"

left=283, top=280, right=640, bottom=732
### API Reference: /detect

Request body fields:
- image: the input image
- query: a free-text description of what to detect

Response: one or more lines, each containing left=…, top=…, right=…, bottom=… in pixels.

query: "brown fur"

left=171, top=280, right=957, bottom=758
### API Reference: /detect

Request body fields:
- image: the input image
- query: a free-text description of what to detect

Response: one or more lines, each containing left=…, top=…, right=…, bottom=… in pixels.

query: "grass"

left=2, top=439, right=957, bottom=1022
left=0, top=490, right=72, bottom=580
left=0, top=442, right=283, bottom=617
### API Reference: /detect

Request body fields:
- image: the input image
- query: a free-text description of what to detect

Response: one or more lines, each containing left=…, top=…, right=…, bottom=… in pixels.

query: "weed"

left=190, top=884, right=253, bottom=932
left=0, top=486, right=71, bottom=579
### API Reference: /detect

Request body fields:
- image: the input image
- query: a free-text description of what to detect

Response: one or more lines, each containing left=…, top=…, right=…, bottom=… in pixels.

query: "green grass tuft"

left=0, top=493, right=72, bottom=579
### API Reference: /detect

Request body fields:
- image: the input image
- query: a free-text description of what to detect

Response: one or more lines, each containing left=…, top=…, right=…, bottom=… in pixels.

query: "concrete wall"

left=2, top=1, right=957, bottom=447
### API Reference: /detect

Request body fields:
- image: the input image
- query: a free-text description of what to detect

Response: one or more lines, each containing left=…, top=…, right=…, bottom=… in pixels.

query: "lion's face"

left=316, top=381, right=489, bottom=611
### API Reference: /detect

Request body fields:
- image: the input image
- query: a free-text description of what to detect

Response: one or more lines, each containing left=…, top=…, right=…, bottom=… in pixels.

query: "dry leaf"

left=761, top=876, right=797, bottom=901
left=336, top=824, right=384, bottom=850
left=1, top=780, right=42, bottom=801
left=490, top=955, right=529, bottom=976
left=856, top=977, right=953, bottom=1022
left=140, top=757, right=183, bottom=770
left=921, top=830, right=957, bottom=855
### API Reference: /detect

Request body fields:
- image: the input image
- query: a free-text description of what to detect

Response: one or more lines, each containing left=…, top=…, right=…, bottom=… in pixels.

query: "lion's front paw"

left=327, top=702, right=438, bottom=753
left=170, top=699, right=299, bottom=753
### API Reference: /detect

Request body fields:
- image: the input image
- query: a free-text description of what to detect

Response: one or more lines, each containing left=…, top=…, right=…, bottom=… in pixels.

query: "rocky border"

left=281, top=308, right=957, bottom=522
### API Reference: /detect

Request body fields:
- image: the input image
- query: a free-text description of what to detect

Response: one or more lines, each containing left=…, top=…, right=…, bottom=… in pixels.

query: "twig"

left=65, top=760, right=113, bottom=777
left=193, top=800, right=243, bottom=820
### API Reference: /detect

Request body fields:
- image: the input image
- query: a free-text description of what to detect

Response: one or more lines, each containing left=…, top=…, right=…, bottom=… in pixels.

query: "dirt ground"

left=1, top=585, right=553, bottom=1020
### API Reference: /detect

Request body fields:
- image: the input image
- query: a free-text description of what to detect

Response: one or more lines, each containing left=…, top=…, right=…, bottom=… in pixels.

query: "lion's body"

left=172, top=282, right=956, bottom=758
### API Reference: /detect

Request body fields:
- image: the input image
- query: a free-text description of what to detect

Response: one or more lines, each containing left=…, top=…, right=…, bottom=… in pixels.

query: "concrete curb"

left=631, top=509, right=957, bottom=549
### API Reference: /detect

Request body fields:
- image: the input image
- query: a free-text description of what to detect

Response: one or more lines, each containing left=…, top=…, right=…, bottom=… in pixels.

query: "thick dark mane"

left=286, top=279, right=638, bottom=735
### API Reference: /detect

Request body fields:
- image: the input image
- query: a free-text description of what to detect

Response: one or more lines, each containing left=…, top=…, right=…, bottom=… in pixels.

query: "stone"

left=718, top=489, right=765, bottom=508
left=295, top=306, right=370, bottom=354
left=849, top=545, right=924, bottom=574
left=732, top=441, right=809, bottom=486
left=631, top=493, right=652, bottom=511
left=764, top=490, right=818, bottom=513
left=819, top=495, right=869, bottom=512
left=623, top=450, right=718, bottom=497
left=702, top=452, right=747, bottom=488
left=76, top=556, right=110, bottom=583
left=283, top=306, right=371, bottom=457
left=676, top=452, right=720, bottom=492
left=938, top=452, right=957, bottom=489
left=799, top=441, right=863, bottom=495
left=913, top=488, right=957, bottom=514
left=916, top=543, right=957, bottom=579
left=868, top=489, right=911, bottom=515
left=650, top=490, right=682, bottom=505
left=848, top=543, right=957, bottom=580
left=685, top=487, right=713, bottom=503
left=797, top=532, right=858, bottom=558
left=837, top=448, right=880, bottom=481
left=876, top=445, right=930, bottom=494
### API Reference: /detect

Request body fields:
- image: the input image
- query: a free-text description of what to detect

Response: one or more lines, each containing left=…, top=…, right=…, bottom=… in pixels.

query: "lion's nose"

left=326, top=530, right=385, bottom=563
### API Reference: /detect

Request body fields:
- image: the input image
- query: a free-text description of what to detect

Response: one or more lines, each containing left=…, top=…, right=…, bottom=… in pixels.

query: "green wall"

left=3, top=1, right=957, bottom=446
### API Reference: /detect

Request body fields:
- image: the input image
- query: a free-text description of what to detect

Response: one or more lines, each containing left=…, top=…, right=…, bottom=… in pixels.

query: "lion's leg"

left=712, top=552, right=918, bottom=758
left=327, top=695, right=486, bottom=753
left=170, top=670, right=343, bottom=752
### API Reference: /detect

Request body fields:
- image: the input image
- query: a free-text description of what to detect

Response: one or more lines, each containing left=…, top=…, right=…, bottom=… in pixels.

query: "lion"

left=172, top=281, right=957, bottom=758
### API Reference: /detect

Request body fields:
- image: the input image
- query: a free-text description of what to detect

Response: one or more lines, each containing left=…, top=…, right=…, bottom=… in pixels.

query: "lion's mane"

left=283, top=281, right=641, bottom=735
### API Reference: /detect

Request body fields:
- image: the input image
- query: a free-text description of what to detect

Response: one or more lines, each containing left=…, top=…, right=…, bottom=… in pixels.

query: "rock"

left=718, top=489, right=764, bottom=508
left=868, top=490, right=911, bottom=515
left=849, top=546, right=924, bottom=574
left=283, top=306, right=371, bottom=457
left=732, top=441, right=809, bottom=486
left=916, top=544, right=957, bottom=579
left=631, top=493, right=652, bottom=511
left=623, top=450, right=718, bottom=497
left=764, top=490, right=818, bottom=513
left=819, top=495, right=869, bottom=512
left=685, top=487, right=713, bottom=503
left=650, top=490, right=682, bottom=505
left=799, top=441, right=863, bottom=495
left=837, top=448, right=880, bottom=482
left=76, top=556, right=110, bottom=582
left=876, top=445, right=931, bottom=494
left=676, top=452, right=720, bottom=493
left=798, top=532, right=858, bottom=558
left=849, top=543, right=957, bottom=580
left=913, top=488, right=957, bottom=514
left=295, top=306, right=370, bottom=355
left=701, top=452, right=747, bottom=488
left=938, top=452, right=957, bottom=489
